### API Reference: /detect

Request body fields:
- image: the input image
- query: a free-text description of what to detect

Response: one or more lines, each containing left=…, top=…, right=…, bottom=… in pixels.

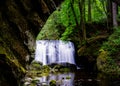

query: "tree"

left=112, top=2, right=118, bottom=27
left=107, top=0, right=118, bottom=29
left=107, top=0, right=112, bottom=29
left=79, top=0, right=86, bottom=41
left=88, top=0, right=92, bottom=22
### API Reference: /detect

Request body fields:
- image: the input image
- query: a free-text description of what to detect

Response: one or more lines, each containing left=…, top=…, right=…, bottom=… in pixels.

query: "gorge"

left=1, top=0, right=120, bottom=86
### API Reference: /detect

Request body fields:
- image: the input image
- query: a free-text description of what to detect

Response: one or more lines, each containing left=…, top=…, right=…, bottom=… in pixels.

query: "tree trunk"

left=107, top=1, right=118, bottom=29
left=79, top=0, right=86, bottom=41
left=112, top=2, right=118, bottom=27
left=107, top=0, right=112, bottom=30
left=88, top=0, right=92, bottom=22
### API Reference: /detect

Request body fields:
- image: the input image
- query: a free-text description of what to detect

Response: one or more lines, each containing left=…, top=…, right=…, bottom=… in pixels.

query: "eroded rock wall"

left=0, top=0, right=63, bottom=85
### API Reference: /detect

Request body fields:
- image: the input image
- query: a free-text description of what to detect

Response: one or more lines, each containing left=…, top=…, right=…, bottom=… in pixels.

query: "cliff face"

left=0, top=0, right=63, bottom=85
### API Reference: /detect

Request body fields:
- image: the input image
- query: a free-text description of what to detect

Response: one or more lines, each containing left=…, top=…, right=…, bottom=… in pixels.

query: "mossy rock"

left=97, top=49, right=120, bottom=74
left=66, top=76, right=71, bottom=79
left=30, top=61, right=42, bottom=70
left=42, top=65, right=50, bottom=73
left=60, top=68, right=70, bottom=72
left=49, top=80, right=56, bottom=86
left=97, top=49, right=108, bottom=70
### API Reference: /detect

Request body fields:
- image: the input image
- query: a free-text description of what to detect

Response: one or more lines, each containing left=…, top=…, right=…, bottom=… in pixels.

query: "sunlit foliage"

left=59, top=0, right=107, bottom=40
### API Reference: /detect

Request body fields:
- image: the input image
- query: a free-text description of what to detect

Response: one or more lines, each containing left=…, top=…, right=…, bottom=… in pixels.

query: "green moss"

left=42, top=65, right=50, bottom=73
left=26, top=64, right=50, bottom=78
left=66, top=76, right=71, bottom=79
left=0, top=46, right=5, bottom=54
left=49, top=80, right=56, bottom=86
left=30, top=61, right=42, bottom=70
left=8, top=58, right=26, bottom=74
left=60, top=68, right=70, bottom=72
left=31, top=79, right=39, bottom=84
left=97, top=54, right=120, bottom=74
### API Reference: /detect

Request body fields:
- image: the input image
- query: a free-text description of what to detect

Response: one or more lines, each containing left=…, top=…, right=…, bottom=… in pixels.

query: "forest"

left=0, top=0, right=120, bottom=86
left=36, top=0, right=120, bottom=74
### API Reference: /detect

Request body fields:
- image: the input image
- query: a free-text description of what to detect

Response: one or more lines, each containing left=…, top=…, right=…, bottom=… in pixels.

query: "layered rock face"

left=0, top=0, right=63, bottom=85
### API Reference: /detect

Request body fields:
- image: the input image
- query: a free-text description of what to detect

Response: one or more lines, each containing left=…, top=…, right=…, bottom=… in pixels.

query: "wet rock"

left=24, top=82, right=31, bottom=86
left=49, top=80, right=56, bottom=86
left=88, top=79, right=92, bottom=81
left=0, top=0, right=63, bottom=85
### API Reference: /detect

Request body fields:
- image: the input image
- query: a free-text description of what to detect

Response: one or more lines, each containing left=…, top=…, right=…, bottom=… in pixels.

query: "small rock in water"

left=36, top=82, right=41, bottom=86
left=24, top=82, right=31, bottom=86
left=79, top=79, right=84, bottom=81
left=96, top=79, right=101, bottom=82
left=88, top=79, right=92, bottom=81
left=25, top=77, right=32, bottom=82
left=41, top=82, right=48, bottom=86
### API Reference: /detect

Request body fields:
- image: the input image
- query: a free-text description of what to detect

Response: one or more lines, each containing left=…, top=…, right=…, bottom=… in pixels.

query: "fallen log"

left=78, top=35, right=108, bottom=56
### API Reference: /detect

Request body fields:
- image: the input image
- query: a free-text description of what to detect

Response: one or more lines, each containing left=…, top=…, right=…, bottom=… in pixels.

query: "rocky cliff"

left=0, top=0, right=63, bottom=85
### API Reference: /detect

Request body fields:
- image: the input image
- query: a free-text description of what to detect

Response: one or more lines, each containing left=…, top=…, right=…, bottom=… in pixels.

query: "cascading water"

left=35, top=40, right=76, bottom=65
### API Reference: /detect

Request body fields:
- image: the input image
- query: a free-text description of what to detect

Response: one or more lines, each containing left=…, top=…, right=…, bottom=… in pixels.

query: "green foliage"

left=97, top=27, right=120, bottom=74
left=36, top=0, right=80, bottom=41
left=36, top=11, right=61, bottom=40
left=91, top=0, right=107, bottom=22
left=60, top=0, right=107, bottom=40
left=58, top=0, right=80, bottom=26
left=36, top=0, right=108, bottom=41
left=102, top=27, right=120, bottom=55
left=59, top=0, right=79, bottom=40
left=60, top=27, right=74, bottom=41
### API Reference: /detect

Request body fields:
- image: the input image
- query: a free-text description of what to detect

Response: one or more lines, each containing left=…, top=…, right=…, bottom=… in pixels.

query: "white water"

left=35, top=40, right=75, bottom=65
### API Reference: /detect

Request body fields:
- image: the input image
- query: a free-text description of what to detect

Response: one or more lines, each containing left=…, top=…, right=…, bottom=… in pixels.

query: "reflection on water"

left=36, top=70, right=120, bottom=86
left=24, top=69, right=120, bottom=86
left=38, top=72, right=75, bottom=86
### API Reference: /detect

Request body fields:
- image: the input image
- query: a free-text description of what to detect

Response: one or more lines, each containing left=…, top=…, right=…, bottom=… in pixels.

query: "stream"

left=23, top=69, right=120, bottom=86
left=23, top=40, right=120, bottom=86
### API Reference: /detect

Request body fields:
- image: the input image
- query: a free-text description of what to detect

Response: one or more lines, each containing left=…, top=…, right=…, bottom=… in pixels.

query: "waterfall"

left=35, top=40, right=75, bottom=65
